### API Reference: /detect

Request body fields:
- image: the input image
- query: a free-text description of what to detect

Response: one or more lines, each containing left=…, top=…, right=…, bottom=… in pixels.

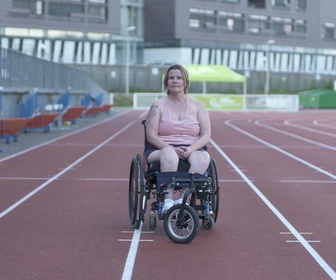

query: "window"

left=324, top=23, right=336, bottom=40
left=48, top=2, right=84, bottom=17
left=271, top=16, right=292, bottom=35
left=296, top=0, right=306, bottom=10
left=247, top=14, right=269, bottom=33
left=272, top=0, right=290, bottom=8
left=218, top=11, right=244, bottom=32
left=220, top=0, right=239, bottom=3
left=248, top=0, right=266, bottom=8
left=189, top=8, right=216, bottom=29
left=294, top=19, right=306, bottom=33
left=13, top=0, right=44, bottom=15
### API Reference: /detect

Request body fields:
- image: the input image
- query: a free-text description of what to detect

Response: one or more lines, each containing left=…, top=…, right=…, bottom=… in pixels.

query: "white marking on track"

left=0, top=120, right=137, bottom=219
left=213, top=122, right=336, bottom=279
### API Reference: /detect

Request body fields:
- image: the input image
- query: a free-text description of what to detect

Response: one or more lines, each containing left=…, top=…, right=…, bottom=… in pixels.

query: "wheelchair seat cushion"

left=156, top=171, right=211, bottom=188
left=148, top=158, right=190, bottom=173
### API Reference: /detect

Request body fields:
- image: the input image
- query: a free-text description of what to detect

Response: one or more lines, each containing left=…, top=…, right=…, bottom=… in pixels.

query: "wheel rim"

left=166, top=207, right=197, bottom=242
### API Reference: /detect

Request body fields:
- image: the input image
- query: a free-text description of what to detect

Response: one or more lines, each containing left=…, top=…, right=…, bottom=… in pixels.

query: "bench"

left=0, top=118, right=30, bottom=143
left=23, top=113, right=59, bottom=133
left=83, top=106, right=104, bottom=117
left=60, top=106, right=87, bottom=124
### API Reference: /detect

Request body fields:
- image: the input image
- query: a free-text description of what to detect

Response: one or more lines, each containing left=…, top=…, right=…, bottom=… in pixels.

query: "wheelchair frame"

left=128, top=121, right=220, bottom=244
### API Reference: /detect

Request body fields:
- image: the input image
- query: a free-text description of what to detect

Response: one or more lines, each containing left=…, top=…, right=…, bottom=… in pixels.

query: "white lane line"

left=121, top=222, right=143, bottom=280
left=226, top=120, right=336, bottom=181
left=119, top=239, right=154, bottom=242
left=273, top=180, right=335, bottom=184
left=256, top=120, right=336, bottom=151
left=0, top=120, right=136, bottom=219
left=0, top=177, right=51, bottom=180
left=285, top=119, right=336, bottom=137
left=286, top=240, right=321, bottom=243
left=211, top=130, right=336, bottom=278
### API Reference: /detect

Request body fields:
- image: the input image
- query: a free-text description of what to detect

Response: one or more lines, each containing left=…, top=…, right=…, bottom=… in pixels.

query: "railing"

left=0, top=47, right=107, bottom=95
left=0, top=47, right=109, bottom=117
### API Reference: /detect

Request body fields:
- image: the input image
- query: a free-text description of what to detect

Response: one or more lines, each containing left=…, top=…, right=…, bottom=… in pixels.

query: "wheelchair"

left=128, top=120, right=220, bottom=244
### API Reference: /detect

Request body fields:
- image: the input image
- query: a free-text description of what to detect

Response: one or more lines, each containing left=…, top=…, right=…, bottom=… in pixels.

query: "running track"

left=0, top=109, right=335, bottom=280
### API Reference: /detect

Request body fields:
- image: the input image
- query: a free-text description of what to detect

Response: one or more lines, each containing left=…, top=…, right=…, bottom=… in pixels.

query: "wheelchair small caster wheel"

left=164, top=204, right=199, bottom=244
left=149, top=211, right=156, bottom=231
left=202, top=216, right=214, bottom=230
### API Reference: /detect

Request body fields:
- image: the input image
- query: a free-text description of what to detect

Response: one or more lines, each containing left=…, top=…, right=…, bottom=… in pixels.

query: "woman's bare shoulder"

left=188, top=95, right=205, bottom=109
left=147, top=97, right=167, bottom=120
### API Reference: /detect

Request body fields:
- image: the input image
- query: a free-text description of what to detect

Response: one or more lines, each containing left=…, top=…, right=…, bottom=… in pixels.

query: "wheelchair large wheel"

left=128, top=154, right=146, bottom=229
left=209, top=158, right=220, bottom=222
left=164, top=204, right=199, bottom=244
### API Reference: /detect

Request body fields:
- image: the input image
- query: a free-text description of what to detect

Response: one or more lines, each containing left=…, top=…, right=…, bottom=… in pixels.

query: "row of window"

left=197, top=0, right=307, bottom=10
left=2, top=27, right=111, bottom=40
left=12, top=0, right=108, bottom=20
left=189, top=8, right=307, bottom=36
left=189, top=7, right=336, bottom=40
left=2, top=36, right=336, bottom=74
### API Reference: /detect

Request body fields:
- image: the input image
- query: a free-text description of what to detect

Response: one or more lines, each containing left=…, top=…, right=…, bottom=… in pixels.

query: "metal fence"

left=0, top=47, right=108, bottom=117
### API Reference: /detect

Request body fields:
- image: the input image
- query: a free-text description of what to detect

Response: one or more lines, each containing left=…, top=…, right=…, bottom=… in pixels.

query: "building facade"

left=0, top=0, right=336, bottom=76
left=0, top=0, right=143, bottom=64
left=143, top=0, right=336, bottom=75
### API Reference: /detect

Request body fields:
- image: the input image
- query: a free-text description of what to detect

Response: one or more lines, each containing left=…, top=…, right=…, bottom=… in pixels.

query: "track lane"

left=0, top=110, right=147, bottom=279
left=1, top=110, right=335, bottom=279
left=210, top=112, right=336, bottom=279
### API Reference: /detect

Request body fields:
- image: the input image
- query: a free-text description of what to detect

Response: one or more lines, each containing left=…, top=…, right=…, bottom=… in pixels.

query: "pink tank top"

left=158, top=97, right=200, bottom=145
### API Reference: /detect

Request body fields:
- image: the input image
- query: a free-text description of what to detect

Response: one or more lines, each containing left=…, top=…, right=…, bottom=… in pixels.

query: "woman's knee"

left=189, top=151, right=210, bottom=166
left=160, top=146, right=179, bottom=171
left=160, top=146, right=179, bottom=162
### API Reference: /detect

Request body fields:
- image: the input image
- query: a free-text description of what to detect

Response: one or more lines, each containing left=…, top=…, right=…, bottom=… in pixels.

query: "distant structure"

left=1, top=0, right=336, bottom=75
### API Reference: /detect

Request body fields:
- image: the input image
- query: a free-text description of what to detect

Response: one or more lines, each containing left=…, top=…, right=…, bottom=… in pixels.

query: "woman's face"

left=167, top=69, right=185, bottom=94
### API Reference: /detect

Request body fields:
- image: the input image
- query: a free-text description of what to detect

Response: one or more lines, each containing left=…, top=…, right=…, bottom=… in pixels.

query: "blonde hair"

left=163, top=64, right=190, bottom=95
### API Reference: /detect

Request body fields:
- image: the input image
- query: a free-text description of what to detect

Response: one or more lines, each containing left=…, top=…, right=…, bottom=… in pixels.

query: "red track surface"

left=0, top=109, right=335, bottom=280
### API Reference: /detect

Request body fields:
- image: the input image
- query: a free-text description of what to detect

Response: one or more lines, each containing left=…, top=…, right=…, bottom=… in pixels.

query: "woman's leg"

left=176, top=150, right=210, bottom=201
left=188, top=150, right=210, bottom=175
left=147, top=146, right=179, bottom=201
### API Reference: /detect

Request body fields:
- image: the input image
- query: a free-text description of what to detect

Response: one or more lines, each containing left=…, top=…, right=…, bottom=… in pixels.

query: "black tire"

left=149, top=212, right=156, bottom=231
left=202, top=216, right=215, bottom=230
left=164, top=204, right=199, bottom=244
left=128, top=154, right=146, bottom=229
left=128, top=158, right=139, bottom=226
left=209, top=158, right=219, bottom=222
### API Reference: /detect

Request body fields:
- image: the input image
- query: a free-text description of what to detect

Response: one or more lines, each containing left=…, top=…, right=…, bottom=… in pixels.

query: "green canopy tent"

left=183, top=65, right=247, bottom=95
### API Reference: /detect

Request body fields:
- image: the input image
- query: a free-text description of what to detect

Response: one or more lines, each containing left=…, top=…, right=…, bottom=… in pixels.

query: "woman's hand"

left=174, top=146, right=194, bottom=159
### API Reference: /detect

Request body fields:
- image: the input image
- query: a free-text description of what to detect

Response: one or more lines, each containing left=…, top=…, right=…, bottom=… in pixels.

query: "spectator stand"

left=20, top=89, right=59, bottom=133
left=0, top=87, right=29, bottom=144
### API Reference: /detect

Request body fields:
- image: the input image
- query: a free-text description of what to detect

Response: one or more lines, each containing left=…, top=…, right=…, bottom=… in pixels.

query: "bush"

left=113, top=93, right=133, bottom=107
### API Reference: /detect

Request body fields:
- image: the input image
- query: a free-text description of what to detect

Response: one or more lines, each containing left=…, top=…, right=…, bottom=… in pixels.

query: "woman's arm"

left=189, top=101, right=211, bottom=152
left=146, top=101, right=170, bottom=149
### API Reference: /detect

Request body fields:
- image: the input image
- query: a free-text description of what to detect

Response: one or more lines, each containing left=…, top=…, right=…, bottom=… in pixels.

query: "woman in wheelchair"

left=145, top=64, right=211, bottom=214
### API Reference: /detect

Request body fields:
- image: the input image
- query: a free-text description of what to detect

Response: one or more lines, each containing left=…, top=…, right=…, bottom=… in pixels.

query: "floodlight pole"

left=125, top=26, right=136, bottom=97
left=265, top=40, right=275, bottom=95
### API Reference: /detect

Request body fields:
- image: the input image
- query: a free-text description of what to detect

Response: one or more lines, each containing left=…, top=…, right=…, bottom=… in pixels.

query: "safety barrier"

left=133, top=93, right=299, bottom=112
